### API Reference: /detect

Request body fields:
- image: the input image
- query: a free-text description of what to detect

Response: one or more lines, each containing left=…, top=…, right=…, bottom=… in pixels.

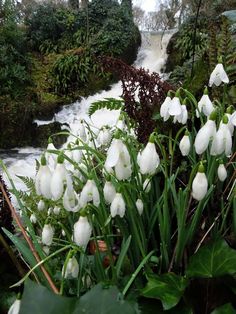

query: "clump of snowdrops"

left=4, top=61, right=236, bottom=312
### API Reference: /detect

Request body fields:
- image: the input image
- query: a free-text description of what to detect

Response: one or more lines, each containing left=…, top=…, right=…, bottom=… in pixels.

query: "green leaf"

left=19, top=279, right=139, bottom=314
left=142, top=273, right=189, bottom=310
left=222, top=10, right=236, bottom=23
left=210, top=303, right=236, bottom=314
left=186, top=239, right=236, bottom=278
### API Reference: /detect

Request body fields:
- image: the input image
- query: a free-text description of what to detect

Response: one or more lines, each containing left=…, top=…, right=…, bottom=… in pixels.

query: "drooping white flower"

left=72, top=143, right=82, bottom=163
left=73, top=216, right=92, bottom=248
left=194, top=114, right=217, bottom=154
left=97, top=126, right=112, bottom=146
left=37, top=200, right=45, bottom=211
left=76, top=120, right=87, bottom=142
left=53, top=206, right=60, bottom=215
left=160, top=95, right=172, bottom=121
left=50, top=156, right=71, bottom=200
left=45, top=140, right=57, bottom=168
left=137, top=135, right=160, bottom=175
left=217, top=163, right=227, bottom=182
left=35, top=156, right=52, bottom=199
left=63, top=187, right=80, bottom=212
left=105, top=138, right=132, bottom=180
left=230, top=111, right=236, bottom=126
left=110, top=193, right=126, bottom=218
left=221, top=113, right=234, bottom=135
left=30, top=213, right=37, bottom=224
left=173, top=104, right=188, bottom=124
left=8, top=299, right=21, bottom=314
left=179, top=133, right=191, bottom=156
left=192, top=164, right=208, bottom=201
left=209, top=63, right=229, bottom=87
left=62, top=256, right=79, bottom=279
left=136, top=199, right=144, bottom=215
left=168, top=96, right=182, bottom=116
left=210, top=117, right=232, bottom=156
left=42, top=224, right=54, bottom=246
left=197, top=91, right=214, bottom=117
left=103, top=181, right=116, bottom=204
left=80, top=179, right=100, bottom=207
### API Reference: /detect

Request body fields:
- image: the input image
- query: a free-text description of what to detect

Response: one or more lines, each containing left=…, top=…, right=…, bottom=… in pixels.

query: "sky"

left=132, top=0, right=158, bottom=12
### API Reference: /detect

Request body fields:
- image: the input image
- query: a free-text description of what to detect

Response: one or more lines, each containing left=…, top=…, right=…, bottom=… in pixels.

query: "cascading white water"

left=0, top=31, right=174, bottom=195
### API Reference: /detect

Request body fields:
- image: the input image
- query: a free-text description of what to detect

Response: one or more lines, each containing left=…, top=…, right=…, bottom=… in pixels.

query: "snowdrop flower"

left=174, top=104, right=188, bottom=124
left=42, top=224, right=54, bottom=246
left=230, top=111, right=236, bottom=126
left=37, top=200, right=45, bottom=211
left=210, top=116, right=232, bottom=156
left=194, top=111, right=217, bottom=154
left=116, top=118, right=126, bottom=131
left=105, top=138, right=132, bottom=180
left=97, top=126, right=112, bottom=146
left=136, top=199, right=144, bottom=215
left=143, top=178, right=151, bottom=193
left=35, top=155, right=52, bottom=199
left=209, top=63, right=229, bottom=87
left=50, top=155, right=71, bottom=201
left=45, top=138, right=57, bottom=167
left=62, top=256, right=79, bottom=279
left=222, top=109, right=234, bottom=135
left=192, top=164, right=208, bottom=201
left=63, top=187, right=80, bottom=212
left=168, top=96, right=182, bottom=116
left=73, top=216, right=92, bottom=248
left=53, top=206, right=60, bottom=215
left=103, top=181, right=116, bottom=204
left=110, top=193, right=126, bottom=218
left=30, top=213, right=37, bottom=224
left=76, top=119, right=87, bottom=142
left=80, top=179, right=100, bottom=207
left=217, top=163, right=227, bottom=182
left=197, top=88, right=214, bottom=117
left=137, top=134, right=160, bottom=175
left=179, top=132, right=191, bottom=156
left=8, top=298, right=21, bottom=314
left=160, top=95, right=172, bottom=121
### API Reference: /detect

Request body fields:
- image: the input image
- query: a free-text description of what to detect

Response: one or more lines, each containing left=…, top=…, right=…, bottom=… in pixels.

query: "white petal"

left=192, top=172, right=208, bottom=201
left=168, top=97, right=182, bottom=116
left=217, top=164, right=227, bottom=182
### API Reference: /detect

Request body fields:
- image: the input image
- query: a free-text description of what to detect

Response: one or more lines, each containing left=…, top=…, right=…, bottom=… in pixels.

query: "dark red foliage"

left=100, top=56, right=173, bottom=143
left=0, top=175, right=14, bottom=234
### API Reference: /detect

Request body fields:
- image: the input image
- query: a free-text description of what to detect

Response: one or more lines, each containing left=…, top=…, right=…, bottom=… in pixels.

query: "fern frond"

left=16, top=175, right=36, bottom=193
left=88, top=98, right=124, bottom=117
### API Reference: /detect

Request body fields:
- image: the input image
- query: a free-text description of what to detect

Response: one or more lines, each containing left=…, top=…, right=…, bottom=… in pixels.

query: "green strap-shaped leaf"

left=186, top=239, right=236, bottom=278
left=142, top=273, right=189, bottom=310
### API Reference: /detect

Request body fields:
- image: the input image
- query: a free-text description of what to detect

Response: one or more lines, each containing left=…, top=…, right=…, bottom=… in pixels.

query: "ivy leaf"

left=186, top=239, right=236, bottom=278
left=210, top=303, right=236, bottom=314
left=141, top=273, right=189, bottom=310
left=19, top=279, right=139, bottom=314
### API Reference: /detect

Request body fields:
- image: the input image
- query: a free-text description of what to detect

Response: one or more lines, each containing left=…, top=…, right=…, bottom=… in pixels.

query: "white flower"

left=37, top=200, right=45, bottom=211
left=110, top=193, right=126, bottom=218
left=160, top=96, right=172, bottom=121
left=179, top=134, right=191, bottom=156
left=116, top=119, right=126, bottom=131
left=143, top=178, right=151, bottom=193
left=105, top=139, right=132, bottom=180
left=97, top=127, right=112, bottom=146
left=30, top=214, right=37, bottom=224
left=197, top=94, right=214, bottom=117
left=103, top=181, right=116, bottom=204
left=80, top=179, right=100, bottom=207
left=192, top=168, right=208, bottom=201
left=50, top=161, right=71, bottom=200
left=168, top=96, right=182, bottom=116
left=137, top=141, right=160, bottom=175
left=63, top=187, right=80, bottom=212
left=53, top=206, right=60, bottom=215
left=209, top=63, right=229, bottom=87
left=136, top=199, right=144, bottom=215
left=45, top=141, right=57, bottom=167
left=73, top=216, right=92, bottom=248
left=42, top=224, right=54, bottom=246
left=76, top=120, right=87, bottom=142
left=72, top=147, right=82, bottom=163
left=210, top=121, right=232, bottom=156
left=174, top=104, right=188, bottom=124
left=221, top=113, right=234, bottom=135
left=62, top=256, right=79, bottom=279
left=230, top=111, right=236, bottom=126
left=217, top=164, right=227, bottom=182
left=35, top=164, right=52, bottom=199
left=194, top=119, right=216, bottom=154
left=8, top=299, right=21, bottom=314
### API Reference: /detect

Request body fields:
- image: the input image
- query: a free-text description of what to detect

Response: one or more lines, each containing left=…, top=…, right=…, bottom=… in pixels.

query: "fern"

left=16, top=175, right=36, bottom=194
left=88, top=98, right=124, bottom=117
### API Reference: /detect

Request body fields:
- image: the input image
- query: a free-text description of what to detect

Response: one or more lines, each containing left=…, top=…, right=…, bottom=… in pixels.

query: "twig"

left=0, top=182, right=59, bottom=294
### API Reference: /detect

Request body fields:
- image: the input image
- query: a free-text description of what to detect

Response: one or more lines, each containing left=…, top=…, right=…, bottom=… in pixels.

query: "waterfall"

left=0, top=31, right=174, bottom=197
